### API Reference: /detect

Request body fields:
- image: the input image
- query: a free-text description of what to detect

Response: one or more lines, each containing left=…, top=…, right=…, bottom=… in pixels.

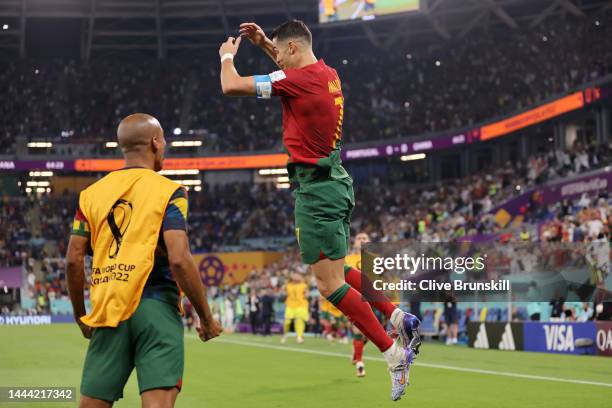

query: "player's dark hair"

left=271, top=20, right=312, bottom=45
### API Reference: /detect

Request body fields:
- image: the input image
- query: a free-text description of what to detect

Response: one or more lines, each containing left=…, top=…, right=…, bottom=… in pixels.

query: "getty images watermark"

left=358, top=241, right=611, bottom=304
left=370, top=253, right=510, bottom=292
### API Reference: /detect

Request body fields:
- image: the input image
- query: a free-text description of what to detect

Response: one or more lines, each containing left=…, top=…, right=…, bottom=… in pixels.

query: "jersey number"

left=333, top=97, right=344, bottom=148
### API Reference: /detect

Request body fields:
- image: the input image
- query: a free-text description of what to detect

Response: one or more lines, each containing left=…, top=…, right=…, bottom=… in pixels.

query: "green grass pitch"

left=1, top=325, right=611, bottom=407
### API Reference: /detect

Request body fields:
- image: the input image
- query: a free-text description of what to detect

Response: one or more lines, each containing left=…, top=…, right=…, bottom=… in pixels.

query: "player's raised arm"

left=219, top=36, right=256, bottom=96
left=239, top=22, right=279, bottom=67
left=164, top=229, right=223, bottom=341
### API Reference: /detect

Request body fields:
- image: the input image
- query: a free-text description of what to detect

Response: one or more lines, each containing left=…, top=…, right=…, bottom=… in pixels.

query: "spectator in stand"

left=576, top=302, right=594, bottom=322
left=549, top=289, right=566, bottom=321
left=443, top=292, right=459, bottom=345
left=260, top=288, right=275, bottom=337
left=246, top=289, right=261, bottom=334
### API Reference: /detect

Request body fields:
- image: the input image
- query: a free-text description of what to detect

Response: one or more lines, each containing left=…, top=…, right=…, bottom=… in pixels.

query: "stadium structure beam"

left=156, top=0, right=164, bottom=59
left=0, top=0, right=22, bottom=54
left=457, top=10, right=488, bottom=38
left=382, top=20, right=410, bottom=50
left=0, top=0, right=20, bottom=18
left=161, top=0, right=216, bottom=6
left=529, top=1, right=559, bottom=28
left=97, top=1, right=149, bottom=7
left=19, top=0, right=26, bottom=57
left=217, top=0, right=230, bottom=37
left=165, top=28, right=227, bottom=36
left=282, top=0, right=292, bottom=19
left=94, top=30, right=157, bottom=37
left=0, top=29, right=19, bottom=39
left=483, top=0, right=518, bottom=29
left=426, top=16, right=451, bottom=40
left=421, top=0, right=451, bottom=40
left=555, top=0, right=586, bottom=17
left=168, top=42, right=220, bottom=49
left=600, top=0, right=612, bottom=13
left=86, top=0, right=96, bottom=60
left=421, top=0, right=445, bottom=14
left=11, top=0, right=610, bottom=55
left=361, top=23, right=383, bottom=49
left=160, top=0, right=606, bottom=51
left=93, top=11, right=156, bottom=18
left=92, top=44, right=158, bottom=50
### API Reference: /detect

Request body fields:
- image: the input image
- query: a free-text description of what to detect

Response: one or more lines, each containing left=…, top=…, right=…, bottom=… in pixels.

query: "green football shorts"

left=290, top=157, right=355, bottom=265
left=80, top=298, right=184, bottom=402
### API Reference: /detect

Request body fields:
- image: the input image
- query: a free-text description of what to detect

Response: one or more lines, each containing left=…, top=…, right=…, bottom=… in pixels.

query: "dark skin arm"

left=66, top=235, right=94, bottom=339
left=164, top=229, right=222, bottom=341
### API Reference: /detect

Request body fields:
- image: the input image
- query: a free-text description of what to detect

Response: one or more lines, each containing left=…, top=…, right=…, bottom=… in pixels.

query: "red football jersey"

left=268, top=59, right=344, bottom=165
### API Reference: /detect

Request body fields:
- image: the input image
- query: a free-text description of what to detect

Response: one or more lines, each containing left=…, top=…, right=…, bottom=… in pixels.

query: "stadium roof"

left=0, top=0, right=610, bottom=58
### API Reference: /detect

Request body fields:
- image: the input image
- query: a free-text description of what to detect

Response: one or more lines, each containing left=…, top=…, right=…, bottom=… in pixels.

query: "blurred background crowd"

left=1, top=12, right=611, bottom=155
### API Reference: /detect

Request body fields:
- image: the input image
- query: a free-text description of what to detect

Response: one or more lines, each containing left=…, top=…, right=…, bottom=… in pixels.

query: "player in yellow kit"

left=364, top=0, right=376, bottom=13
left=321, top=0, right=338, bottom=22
left=320, top=296, right=348, bottom=343
left=281, top=272, right=310, bottom=344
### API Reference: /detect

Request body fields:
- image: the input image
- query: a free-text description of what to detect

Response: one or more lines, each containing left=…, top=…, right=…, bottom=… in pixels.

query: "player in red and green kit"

left=218, top=20, right=420, bottom=401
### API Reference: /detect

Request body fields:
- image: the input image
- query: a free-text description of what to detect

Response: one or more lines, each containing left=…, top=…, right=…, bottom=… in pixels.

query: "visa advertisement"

left=521, top=322, right=597, bottom=355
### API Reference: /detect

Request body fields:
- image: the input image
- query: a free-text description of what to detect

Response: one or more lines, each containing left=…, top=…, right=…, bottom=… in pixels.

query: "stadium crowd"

left=1, top=12, right=611, bottom=154
left=4, top=139, right=607, bottom=266
left=0, top=196, right=31, bottom=267
left=1, top=138, right=609, bottom=320
left=353, top=141, right=611, bottom=242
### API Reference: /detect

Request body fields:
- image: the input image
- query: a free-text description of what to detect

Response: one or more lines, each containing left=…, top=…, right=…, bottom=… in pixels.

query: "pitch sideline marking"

left=187, top=335, right=612, bottom=388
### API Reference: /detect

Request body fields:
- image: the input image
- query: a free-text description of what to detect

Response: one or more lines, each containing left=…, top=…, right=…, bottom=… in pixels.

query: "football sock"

left=327, top=284, right=393, bottom=352
left=344, top=266, right=397, bottom=320
left=322, top=321, right=332, bottom=336
left=353, top=336, right=365, bottom=362
left=283, top=319, right=291, bottom=336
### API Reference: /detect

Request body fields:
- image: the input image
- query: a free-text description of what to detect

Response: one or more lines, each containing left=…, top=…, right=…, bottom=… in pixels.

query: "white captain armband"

left=254, top=75, right=272, bottom=99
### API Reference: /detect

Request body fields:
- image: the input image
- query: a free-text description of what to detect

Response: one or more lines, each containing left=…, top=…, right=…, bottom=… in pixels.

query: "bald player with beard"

left=66, top=113, right=222, bottom=408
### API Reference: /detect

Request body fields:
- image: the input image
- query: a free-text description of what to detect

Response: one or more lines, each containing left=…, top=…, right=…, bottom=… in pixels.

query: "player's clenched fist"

left=239, top=22, right=267, bottom=47
left=218, top=36, right=242, bottom=58
left=197, top=319, right=223, bottom=342
left=77, top=320, right=94, bottom=339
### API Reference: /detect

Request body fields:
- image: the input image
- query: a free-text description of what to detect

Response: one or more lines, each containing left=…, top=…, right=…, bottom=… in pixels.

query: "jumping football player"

left=219, top=20, right=420, bottom=401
